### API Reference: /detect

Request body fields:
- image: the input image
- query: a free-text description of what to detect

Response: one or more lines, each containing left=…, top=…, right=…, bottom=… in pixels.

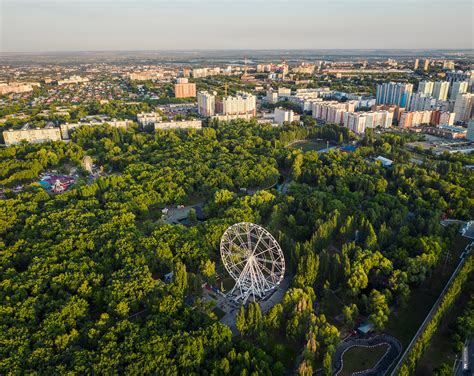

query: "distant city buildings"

left=192, top=67, right=221, bottom=78
left=128, top=71, right=164, bottom=81
left=174, top=78, right=196, bottom=98
left=57, top=75, right=89, bottom=85
left=423, top=59, right=430, bottom=71
left=376, top=82, right=413, bottom=108
left=0, top=82, right=39, bottom=95
left=443, top=60, right=455, bottom=70
left=414, top=59, right=419, bottom=70
left=291, top=63, right=315, bottom=75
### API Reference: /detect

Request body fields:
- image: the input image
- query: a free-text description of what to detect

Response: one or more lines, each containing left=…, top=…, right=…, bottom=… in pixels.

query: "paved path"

left=218, top=275, right=291, bottom=335
left=333, top=335, right=402, bottom=376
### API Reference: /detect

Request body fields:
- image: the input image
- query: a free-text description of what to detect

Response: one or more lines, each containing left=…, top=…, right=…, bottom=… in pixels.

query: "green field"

left=340, top=344, right=388, bottom=376
left=290, top=140, right=328, bottom=152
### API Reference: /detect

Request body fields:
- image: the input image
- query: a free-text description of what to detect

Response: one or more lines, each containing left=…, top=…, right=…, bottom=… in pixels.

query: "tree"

left=368, top=290, right=390, bottom=330
left=188, top=208, right=197, bottom=224
left=342, top=303, right=359, bottom=327
left=236, top=305, right=246, bottom=336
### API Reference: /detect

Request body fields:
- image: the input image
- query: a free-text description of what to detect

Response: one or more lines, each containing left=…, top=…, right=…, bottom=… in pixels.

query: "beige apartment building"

left=3, top=127, right=61, bottom=146
left=174, top=78, right=196, bottom=98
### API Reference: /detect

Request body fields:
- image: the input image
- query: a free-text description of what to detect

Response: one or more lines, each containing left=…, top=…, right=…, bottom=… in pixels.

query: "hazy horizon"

left=1, top=0, right=473, bottom=53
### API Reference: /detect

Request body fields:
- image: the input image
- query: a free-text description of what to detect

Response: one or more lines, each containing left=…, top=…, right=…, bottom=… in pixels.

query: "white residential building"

left=197, top=91, right=216, bottom=116
left=154, top=120, right=202, bottom=130
left=274, top=108, right=294, bottom=124
left=266, top=90, right=278, bottom=104
left=137, top=112, right=162, bottom=127
left=277, top=87, right=291, bottom=99
left=217, top=92, right=256, bottom=116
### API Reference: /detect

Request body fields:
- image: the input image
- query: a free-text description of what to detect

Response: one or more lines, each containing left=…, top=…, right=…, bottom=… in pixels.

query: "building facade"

left=376, top=82, right=413, bottom=108
left=274, top=108, right=294, bottom=124
left=432, top=81, right=450, bottom=101
left=154, top=120, right=202, bottom=130
left=4, top=127, right=61, bottom=146
left=197, top=91, right=216, bottom=116
left=174, top=78, right=196, bottom=98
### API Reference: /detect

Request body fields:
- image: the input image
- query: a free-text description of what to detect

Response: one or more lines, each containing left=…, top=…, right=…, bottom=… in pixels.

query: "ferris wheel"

left=220, top=222, right=285, bottom=304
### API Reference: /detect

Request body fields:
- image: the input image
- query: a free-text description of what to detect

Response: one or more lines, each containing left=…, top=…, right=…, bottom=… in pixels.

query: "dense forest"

left=0, top=121, right=473, bottom=374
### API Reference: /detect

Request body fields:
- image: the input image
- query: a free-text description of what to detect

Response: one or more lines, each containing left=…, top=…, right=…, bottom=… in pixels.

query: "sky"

left=0, top=0, right=473, bottom=52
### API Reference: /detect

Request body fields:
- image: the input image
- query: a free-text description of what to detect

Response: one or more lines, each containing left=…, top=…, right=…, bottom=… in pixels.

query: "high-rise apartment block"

left=216, top=92, right=256, bottom=116
left=399, top=111, right=432, bottom=128
left=423, top=59, right=430, bottom=71
left=376, top=82, right=413, bottom=108
left=453, top=93, right=473, bottom=123
left=418, top=81, right=434, bottom=96
left=197, top=91, right=216, bottom=116
left=409, top=93, right=437, bottom=112
left=174, top=78, right=196, bottom=98
left=450, top=81, right=468, bottom=101
left=413, top=59, right=419, bottom=70
left=467, top=120, right=474, bottom=141
left=432, top=81, right=450, bottom=101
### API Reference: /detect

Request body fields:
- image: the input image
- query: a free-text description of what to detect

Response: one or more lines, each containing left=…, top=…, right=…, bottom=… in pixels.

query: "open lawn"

left=340, top=344, right=388, bottom=376
left=290, top=140, right=328, bottom=153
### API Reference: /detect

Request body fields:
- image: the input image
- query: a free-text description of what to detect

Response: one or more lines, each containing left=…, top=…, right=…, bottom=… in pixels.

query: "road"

left=333, top=335, right=402, bottom=376
left=455, top=335, right=474, bottom=376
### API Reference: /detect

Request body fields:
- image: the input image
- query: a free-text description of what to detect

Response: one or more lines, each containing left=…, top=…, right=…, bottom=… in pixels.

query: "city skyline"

left=1, top=0, right=473, bottom=53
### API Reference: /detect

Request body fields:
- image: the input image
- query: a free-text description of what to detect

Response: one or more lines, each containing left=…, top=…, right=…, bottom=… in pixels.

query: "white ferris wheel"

left=220, top=222, right=285, bottom=304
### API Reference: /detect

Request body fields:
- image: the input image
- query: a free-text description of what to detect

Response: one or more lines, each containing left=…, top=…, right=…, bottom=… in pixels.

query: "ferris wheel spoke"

left=221, top=222, right=285, bottom=303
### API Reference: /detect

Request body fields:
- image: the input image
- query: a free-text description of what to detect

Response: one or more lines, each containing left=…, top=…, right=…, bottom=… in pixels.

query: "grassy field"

left=290, top=140, right=328, bottom=152
left=340, top=344, right=388, bottom=376
left=385, top=235, right=470, bottom=347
